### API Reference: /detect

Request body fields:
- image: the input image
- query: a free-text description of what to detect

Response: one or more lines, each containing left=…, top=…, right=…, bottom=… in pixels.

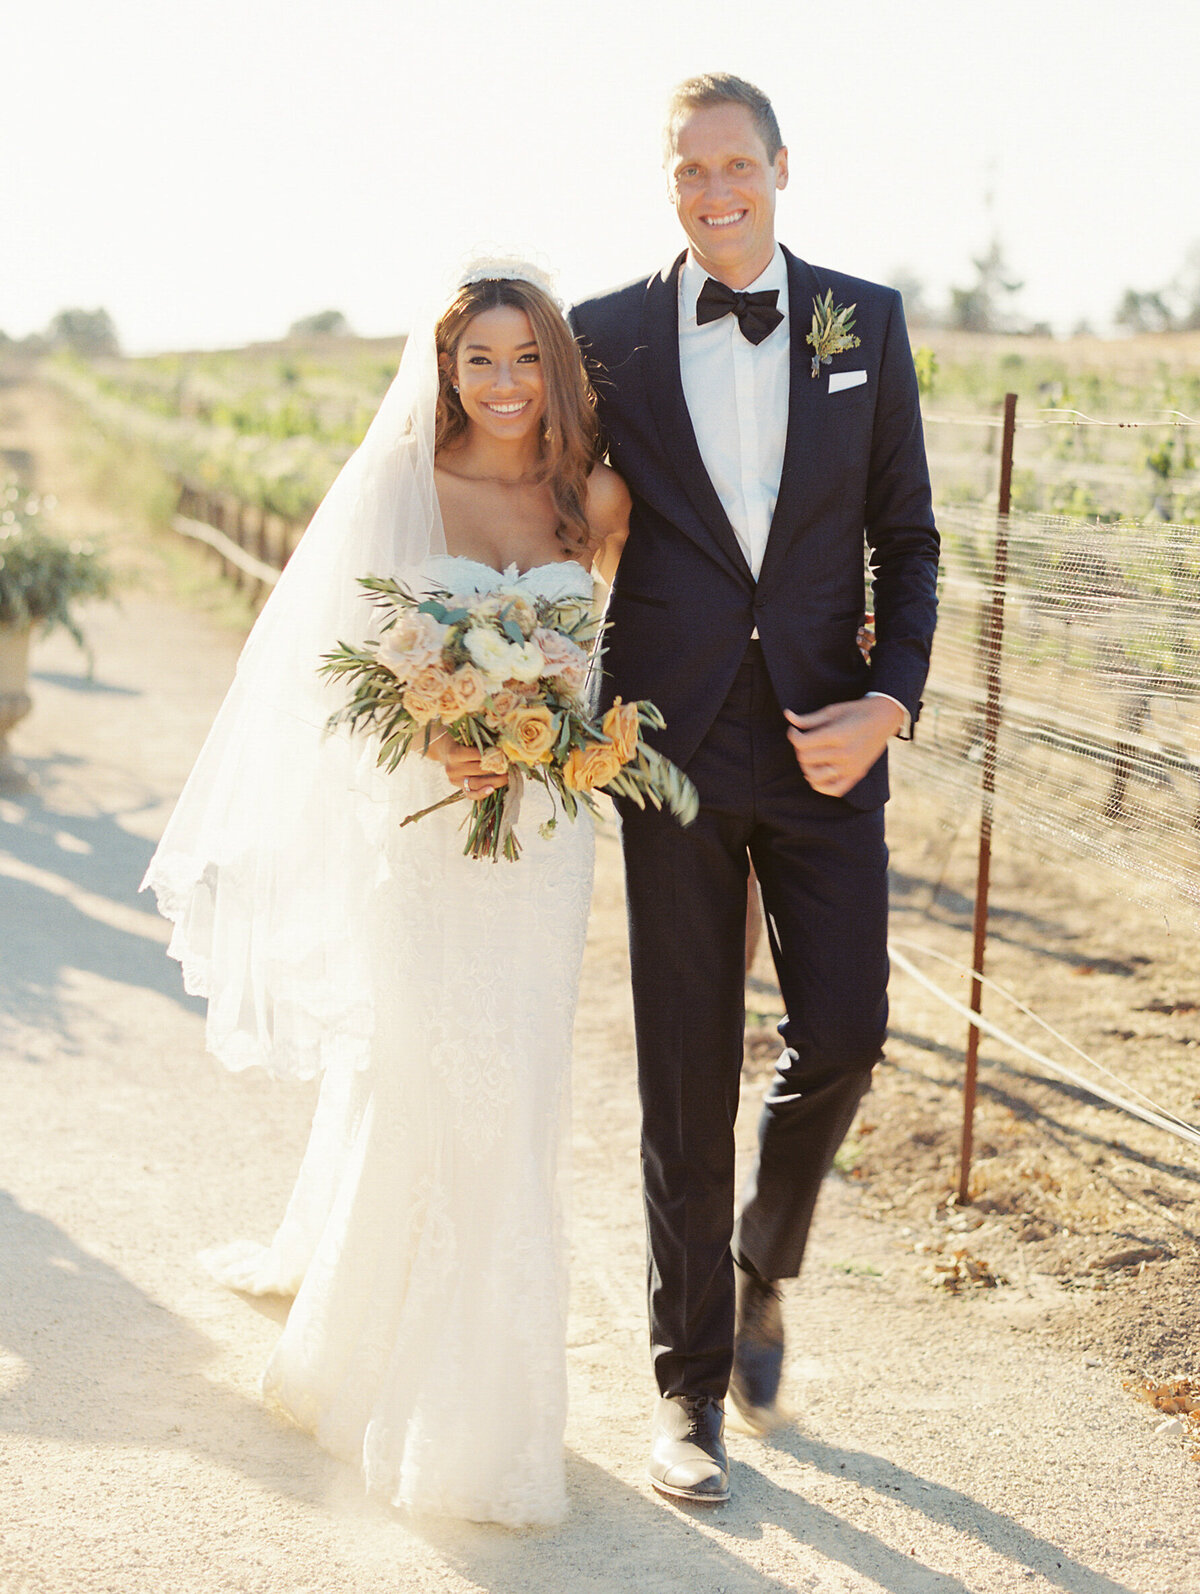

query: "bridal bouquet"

left=320, top=575, right=698, bottom=861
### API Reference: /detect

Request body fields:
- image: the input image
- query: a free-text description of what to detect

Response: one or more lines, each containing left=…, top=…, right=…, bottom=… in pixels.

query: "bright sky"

left=7, top=0, right=1197, bottom=353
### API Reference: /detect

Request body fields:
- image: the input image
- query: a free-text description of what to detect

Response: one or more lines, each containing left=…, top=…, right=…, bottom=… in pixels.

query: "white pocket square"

left=829, top=370, right=868, bottom=394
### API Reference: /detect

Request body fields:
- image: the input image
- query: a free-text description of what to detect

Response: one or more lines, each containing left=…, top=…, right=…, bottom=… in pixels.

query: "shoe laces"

left=679, top=1395, right=715, bottom=1438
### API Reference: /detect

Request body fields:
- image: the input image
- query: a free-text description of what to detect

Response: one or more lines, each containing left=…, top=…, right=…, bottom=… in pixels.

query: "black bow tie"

left=695, top=277, right=784, bottom=345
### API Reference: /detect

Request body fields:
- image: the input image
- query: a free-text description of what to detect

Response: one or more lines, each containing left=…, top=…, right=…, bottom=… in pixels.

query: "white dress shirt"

left=677, top=245, right=909, bottom=734
left=678, top=245, right=789, bottom=581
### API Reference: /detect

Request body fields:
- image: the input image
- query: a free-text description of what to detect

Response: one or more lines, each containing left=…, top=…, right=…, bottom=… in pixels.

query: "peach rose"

left=602, top=698, right=640, bottom=765
left=562, top=739, right=623, bottom=792
left=480, top=589, right=538, bottom=637
left=499, top=705, right=557, bottom=766
left=482, top=687, right=520, bottom=724
left=532, top=626, right=589, bottom=698
left=555, top=657, right=589, bottom=699
left=403, top=663, right=450, bottom=725
left=378, top=610, right=448, bottom=680
left=435, top=663, right=488, bottom=723
left=478, top=745, right=509, bottom=775
left=453, top=664, right=488, bottom=715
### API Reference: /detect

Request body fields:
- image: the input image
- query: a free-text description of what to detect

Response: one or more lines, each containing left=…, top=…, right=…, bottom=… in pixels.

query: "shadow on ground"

left=0, top=1192, right=328, bottom=1506
left=1, top=765, right=202, bottom=1037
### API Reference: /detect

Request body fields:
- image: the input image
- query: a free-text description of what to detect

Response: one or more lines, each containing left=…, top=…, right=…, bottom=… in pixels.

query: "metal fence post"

left=958, top=391, right=1018, bottom=1204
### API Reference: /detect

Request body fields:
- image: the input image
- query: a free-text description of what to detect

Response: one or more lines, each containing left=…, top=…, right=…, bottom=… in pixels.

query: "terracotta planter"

left=0, top=622, right=33, bottom=790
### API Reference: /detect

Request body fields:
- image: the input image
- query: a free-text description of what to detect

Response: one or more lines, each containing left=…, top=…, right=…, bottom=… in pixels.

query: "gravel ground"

left=1, top=376, right=1197, bottom=1594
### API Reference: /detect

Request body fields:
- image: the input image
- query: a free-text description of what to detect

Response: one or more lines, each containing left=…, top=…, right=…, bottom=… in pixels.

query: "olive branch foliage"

left=806, top=290, right=862, bottom=379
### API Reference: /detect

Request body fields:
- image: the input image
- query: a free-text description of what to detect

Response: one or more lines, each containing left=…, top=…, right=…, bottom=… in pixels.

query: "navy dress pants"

left=618, top=641, right=889, bottom=1400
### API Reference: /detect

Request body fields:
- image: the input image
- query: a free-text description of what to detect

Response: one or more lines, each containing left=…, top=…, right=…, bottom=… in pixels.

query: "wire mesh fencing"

left=892, top=504, right=1200, bottom=921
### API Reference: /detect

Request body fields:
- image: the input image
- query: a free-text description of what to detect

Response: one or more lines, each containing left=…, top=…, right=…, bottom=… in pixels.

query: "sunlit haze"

left=7, top=0, right=1197, bottom=352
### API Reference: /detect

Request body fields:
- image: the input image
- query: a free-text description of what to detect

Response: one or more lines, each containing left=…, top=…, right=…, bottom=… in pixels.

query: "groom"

left=570, top=74, right=939, bottom=1502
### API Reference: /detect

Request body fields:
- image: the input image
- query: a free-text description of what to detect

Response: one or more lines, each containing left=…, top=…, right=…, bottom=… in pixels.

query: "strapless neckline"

left=419, top=555, right=595, bottom=606
left=431, top=554, right=591, bottom=582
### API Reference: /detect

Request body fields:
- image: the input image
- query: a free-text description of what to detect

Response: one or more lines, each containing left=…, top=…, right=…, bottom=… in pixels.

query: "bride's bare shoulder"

left=585, top=462, right=631, bottom=536
left=585, top=463, right=630, bottom=583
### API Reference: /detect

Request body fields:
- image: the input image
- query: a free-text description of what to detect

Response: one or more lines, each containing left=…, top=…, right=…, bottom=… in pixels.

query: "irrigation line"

left=1031, top=408, right=1199, bottom=428
left=888, top=943, right=1200, bottom=1152
left=891, top=938, right=1198, bottom=1135
left=924, top=410, right=1199, bottom=430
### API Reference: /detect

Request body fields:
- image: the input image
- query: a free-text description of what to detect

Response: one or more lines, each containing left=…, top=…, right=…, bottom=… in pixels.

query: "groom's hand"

left=784, top=697, right=905, bottom=797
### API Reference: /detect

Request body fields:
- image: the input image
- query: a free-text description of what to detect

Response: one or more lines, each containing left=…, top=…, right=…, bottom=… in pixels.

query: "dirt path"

left=2, top=375, right=1197, bottom=1594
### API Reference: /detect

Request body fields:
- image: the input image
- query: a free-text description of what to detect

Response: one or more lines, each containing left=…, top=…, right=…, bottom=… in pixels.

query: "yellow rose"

left=562, top=739, right=623, bottom=791
left=499, top=705, right=556, bottom=766
left=562, top=747, right=589, bottom=790
left=602, top=698, right=640, bottom=765
left=586, top=742, right=624, bottom=787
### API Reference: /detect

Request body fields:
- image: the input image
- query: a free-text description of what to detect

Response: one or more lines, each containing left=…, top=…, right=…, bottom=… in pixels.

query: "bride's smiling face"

left=448, top=306, right=546, bottom=443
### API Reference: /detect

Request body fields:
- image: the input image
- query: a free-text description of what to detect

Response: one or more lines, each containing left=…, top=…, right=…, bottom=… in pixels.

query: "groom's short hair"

left=663, top=74, right=783, bottom=164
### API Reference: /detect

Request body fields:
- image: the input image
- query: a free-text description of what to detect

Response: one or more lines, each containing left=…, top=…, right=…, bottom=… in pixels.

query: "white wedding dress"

left=203, top=556, right=596, bottom=1527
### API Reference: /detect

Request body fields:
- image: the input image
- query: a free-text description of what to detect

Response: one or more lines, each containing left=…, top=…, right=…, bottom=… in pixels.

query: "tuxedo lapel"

left=640, top=257, right=754, bottom=586
left=756, top=250, right=824, bottom=589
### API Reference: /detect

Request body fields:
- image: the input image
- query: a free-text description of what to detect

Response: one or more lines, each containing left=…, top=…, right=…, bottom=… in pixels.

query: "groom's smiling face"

left=667, top=103, right=788, bottom=290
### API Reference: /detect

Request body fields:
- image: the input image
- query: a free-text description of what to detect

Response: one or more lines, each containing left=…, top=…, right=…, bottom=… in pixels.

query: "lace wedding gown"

left=203, top=556, right=596, bottom=1527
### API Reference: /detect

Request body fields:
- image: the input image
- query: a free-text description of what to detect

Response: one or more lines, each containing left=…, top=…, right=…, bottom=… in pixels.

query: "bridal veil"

left=143, top=300, right=448, bottom=1080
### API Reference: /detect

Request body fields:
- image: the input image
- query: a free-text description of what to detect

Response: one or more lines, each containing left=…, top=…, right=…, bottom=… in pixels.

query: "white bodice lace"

left=420, top=553, right=595, bottom=604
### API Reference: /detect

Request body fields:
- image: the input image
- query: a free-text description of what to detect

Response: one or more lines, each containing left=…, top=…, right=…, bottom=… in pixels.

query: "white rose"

left=505, top=640, right=547, bottom=684
left=465, top=626, right=518, bottom=681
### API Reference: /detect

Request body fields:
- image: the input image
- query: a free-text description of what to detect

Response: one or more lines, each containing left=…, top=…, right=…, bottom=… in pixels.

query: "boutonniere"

left=806, top=290, right=861, bottom=378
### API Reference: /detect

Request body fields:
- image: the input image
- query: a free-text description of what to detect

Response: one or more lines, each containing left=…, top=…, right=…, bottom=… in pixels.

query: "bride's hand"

left=424, top=727, right=509, bottom=798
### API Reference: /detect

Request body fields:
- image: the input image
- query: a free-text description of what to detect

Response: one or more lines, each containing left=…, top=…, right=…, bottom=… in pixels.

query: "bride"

left=144, top=262, right=629, bottom=1526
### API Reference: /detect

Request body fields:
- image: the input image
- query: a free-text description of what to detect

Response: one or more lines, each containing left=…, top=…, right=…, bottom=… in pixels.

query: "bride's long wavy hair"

left=434, top=278, right=601, bottom=554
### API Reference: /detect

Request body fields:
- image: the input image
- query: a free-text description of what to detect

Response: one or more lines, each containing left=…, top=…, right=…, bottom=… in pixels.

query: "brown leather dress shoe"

left=648, top=1394, right=730, bottom=1502
left=729, top=1259, right=785, bottom=1435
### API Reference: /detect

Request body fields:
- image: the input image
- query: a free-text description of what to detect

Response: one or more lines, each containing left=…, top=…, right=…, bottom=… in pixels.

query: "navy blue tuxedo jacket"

left=569, top=246, right=939, bottom=810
